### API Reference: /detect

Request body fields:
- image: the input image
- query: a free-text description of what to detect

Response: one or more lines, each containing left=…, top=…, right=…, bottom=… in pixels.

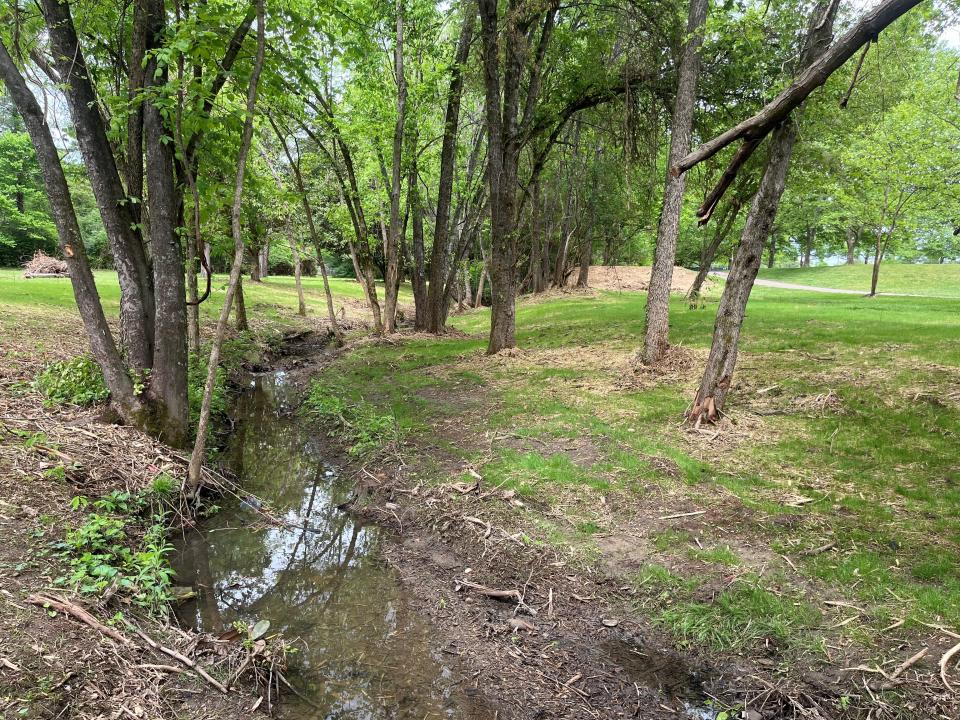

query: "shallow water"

left=172, top=372, right=484, bottom=718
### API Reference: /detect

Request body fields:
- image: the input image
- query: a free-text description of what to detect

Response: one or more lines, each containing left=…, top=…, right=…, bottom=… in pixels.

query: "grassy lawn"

left=757, top=262, right=960, bottom=297
left=311, top=282, right=960, bottom=666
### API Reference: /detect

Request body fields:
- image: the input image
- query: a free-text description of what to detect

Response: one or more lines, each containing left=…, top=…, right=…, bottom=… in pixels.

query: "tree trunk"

left=259, top=243, right=269, bottom=279
left=688, top=199, right=740, bottom=303
left=475, top=262, right=487, bottom=307
left=40, top=0, right=154, bottom=371
left=383, top=4, right=406, bottom=334
left=290, top=226, right=306, bottom=317
left=802, top=225, right=814, bottom=267
left=188, top=0, right=265, bottom=492
left=235, top=276, right=249, bottom=332
left=143, top=0, right=188, bottom=446
left=426, top=5, right=475, bottom=333
left=577, top=236, right=591, bottom=287
left=641, top=0, right=709, bottom=364
left=0, top=38, right=144, bottom=422
left=845, top=226, right=859, bottom=264
left=687, top=0, right=839, bottom=425
left=408, top=157, right=428, bottom=329
left=870, top=231, right=883, bottom=296
left=766, top=234, right=776, bottom=268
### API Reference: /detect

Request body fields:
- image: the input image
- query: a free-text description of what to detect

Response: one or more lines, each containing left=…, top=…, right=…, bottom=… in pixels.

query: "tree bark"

left=40, top=0, right=154, bottom=370
left=426, top=4, right=475, bottom=333
left=143, top=0, right=188, bottom=446
left=408, top=156, right=428, bottom=329
left=766, top=233, right=776, bottom=268
left=687, top=0, right=840, bottom=426
left=291, top=230, right=307, bottom=317
left=577, top=236, right=591, bottom=287
left=383, top=2, right=406, bottom=334
left=235, top=276, right=249, bottom=331
left=845, top=226, right=860, bottom=264
left=188, top=0, right=265, bottom=492
left=0, top=38, right=143, bottom=421
left=641, top=0, right=709, bottom=364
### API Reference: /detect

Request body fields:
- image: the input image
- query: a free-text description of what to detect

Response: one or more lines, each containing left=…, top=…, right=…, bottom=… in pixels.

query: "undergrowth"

left=33, top=355, right=109, bottom=406
left=302, top=382, right=403, bottom=457
left=51, top=479, right=178, bottom=615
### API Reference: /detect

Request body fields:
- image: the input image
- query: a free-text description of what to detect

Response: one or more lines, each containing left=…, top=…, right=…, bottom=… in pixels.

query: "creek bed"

left=172, top=371, right=484, bottom=718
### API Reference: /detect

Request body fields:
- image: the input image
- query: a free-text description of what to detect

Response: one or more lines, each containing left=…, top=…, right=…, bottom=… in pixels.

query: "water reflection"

left=173, top=373, right=478, bottom=719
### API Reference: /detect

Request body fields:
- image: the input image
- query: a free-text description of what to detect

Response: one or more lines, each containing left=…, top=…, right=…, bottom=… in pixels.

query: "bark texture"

left=0, top=38, right=143, bottom=420
left=641, top=0, right=708, bottom=364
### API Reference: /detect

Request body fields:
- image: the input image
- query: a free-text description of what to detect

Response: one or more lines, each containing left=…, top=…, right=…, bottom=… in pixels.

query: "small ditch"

left=172, top=371, right=489, bottom=718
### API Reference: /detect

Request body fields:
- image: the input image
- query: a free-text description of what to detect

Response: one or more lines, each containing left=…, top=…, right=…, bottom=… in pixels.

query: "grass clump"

left=659, top=577, right=817, bottom=651
left=52, top=488, right=176, bottom=614
left=33, top=355, right=109, bottom=406
left=302, top=382, right=403, bottom=458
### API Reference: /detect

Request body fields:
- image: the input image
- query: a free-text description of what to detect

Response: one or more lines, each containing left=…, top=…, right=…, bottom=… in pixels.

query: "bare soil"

left=568, top=266, right=710, bottom=295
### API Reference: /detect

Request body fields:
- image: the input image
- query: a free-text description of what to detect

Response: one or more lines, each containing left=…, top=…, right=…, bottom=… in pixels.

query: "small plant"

left=33, top=356, right=109, bottom=406
left=302, top=383, right=402, bottom=458
left=53, top=491, right=174, bottom=614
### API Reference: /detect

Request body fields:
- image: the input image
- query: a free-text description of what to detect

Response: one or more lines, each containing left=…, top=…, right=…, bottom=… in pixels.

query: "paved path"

left=709, top=272, right=947, bottom=298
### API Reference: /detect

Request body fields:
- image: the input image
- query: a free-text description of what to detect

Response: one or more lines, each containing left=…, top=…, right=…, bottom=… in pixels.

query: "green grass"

left=757, top=262, right=960, bottom=297
left=0, top=267, right=398, bottom=320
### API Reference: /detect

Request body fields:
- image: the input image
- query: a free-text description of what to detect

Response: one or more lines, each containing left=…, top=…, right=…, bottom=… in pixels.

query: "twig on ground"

left=27, top=593, right=134, bottom=647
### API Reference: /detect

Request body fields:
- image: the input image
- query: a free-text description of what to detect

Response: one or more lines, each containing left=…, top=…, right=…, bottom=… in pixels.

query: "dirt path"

left=710, top=271, right=949, bottom=298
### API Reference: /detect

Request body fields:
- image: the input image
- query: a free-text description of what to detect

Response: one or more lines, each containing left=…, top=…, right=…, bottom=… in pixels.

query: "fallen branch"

left=457, top=578, right=521, bottom=601
left=940, top=640, right=960, bottom=691
left=888, top=647, right=929, bottom=681
left=802, top=541, right=836, bottom=556
left=463, top=515, right=492, bottom=539
left=133, top=628, right=228, bottom=694
left=27, top=593, right=134, bottom=647
left=658, top=510, right=706, bottom=521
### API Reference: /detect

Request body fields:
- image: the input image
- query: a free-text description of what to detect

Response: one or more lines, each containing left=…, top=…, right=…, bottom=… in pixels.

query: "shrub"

left=33, top=355, right=109, bottom=406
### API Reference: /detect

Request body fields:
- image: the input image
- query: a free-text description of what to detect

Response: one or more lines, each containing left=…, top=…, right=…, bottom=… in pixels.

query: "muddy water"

left=172, top=372, right=484, bottom=718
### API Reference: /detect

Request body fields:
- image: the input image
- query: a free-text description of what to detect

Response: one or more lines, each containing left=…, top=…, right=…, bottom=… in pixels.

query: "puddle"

left=172, top=372, right=486, bottom=718
left=605, top=639, right=721, bottom=720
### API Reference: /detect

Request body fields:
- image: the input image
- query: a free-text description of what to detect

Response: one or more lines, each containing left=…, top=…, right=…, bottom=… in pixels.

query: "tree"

left=641, top=0, right=708, bottom=365
left=687, top=0, right=840, bottom=426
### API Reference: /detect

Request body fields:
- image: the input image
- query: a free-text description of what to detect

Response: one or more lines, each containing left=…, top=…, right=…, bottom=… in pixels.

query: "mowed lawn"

left=3, top=264, right=960, bottom=662
left=758, top=261, right=960, bottom=297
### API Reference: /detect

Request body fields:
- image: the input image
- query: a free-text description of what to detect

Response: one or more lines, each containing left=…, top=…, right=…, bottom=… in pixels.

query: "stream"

left=171, top=371, right=487, bottom=718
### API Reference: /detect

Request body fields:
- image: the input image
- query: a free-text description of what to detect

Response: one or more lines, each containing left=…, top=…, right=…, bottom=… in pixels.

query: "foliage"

left=54, top=490, right=175, bottom=614
left=33, top=355, right=110, bottom=406
left=302, top=383, right=402, bottom=458
left=188, top=352, right=227, bottom=431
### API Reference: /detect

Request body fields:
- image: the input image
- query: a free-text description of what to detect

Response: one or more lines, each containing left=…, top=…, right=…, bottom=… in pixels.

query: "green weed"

left=33, top=355, right=108, bottom=406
